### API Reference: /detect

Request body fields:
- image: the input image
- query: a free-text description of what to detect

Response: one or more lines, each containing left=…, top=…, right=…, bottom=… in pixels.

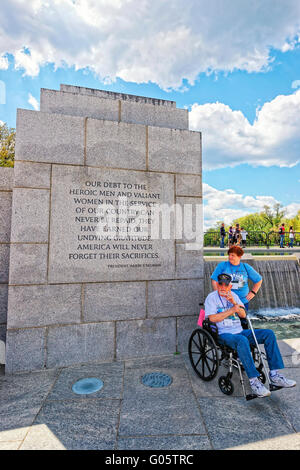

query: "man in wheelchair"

left=204, top=273, right=296, bottom=398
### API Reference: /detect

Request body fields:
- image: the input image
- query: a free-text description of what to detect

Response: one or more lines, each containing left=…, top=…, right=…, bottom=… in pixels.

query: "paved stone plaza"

left=0, top=339, right=300, bottom=450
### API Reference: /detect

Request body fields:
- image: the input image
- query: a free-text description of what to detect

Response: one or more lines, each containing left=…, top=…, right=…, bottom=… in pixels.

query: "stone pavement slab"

left=46, top=362, right=124, bottom=401
left=0, top=369, right=59, bottom=442
left=269, top=367, right=300, bottom=432
left=20, top=399, right=121, bottom=450
left=118, top=355, right=208, bottom=438
left=117, top=435, right=211, bottom=450
left=197, top=396, right=295, bottom=450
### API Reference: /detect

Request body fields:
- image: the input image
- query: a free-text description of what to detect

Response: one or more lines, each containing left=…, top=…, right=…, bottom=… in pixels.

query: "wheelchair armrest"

left=203, top=318, right=219, bottom=341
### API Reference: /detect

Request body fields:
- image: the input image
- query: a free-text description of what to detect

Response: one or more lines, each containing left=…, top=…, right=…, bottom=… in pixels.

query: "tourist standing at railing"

left=289, top=226, right=295, bottom=248
left=279, top=223, right=285, bottom=248
left=241, top=227, right=248, bottom=247
left=211, top=246, right=262, bottom=312
left=228, top=226, right=233, bottom=246
left=220, top=223, right=226, bottom=248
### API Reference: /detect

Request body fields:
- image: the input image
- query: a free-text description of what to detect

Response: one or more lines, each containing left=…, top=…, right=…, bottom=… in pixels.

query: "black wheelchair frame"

left=188, top=316, right=282, bottom=400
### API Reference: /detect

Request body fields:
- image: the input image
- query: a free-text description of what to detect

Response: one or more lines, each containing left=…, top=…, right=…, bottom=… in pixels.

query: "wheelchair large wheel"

left=188, top=328, right=219, bottom=381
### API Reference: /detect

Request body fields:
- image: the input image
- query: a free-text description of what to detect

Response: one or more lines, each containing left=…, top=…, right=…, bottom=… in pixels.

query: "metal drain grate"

left=141, top=372, right=173, bottom=388
left=72, top=377, right=104, bottom=395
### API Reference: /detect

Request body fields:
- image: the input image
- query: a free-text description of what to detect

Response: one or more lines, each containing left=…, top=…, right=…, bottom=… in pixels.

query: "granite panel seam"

left=8, top=277, right=204, bottom=287
left=46, top=165, right=53, bottom=281
left=6, top=313, right=200, bottom=331
left=14, top=160, right=201, bottom=176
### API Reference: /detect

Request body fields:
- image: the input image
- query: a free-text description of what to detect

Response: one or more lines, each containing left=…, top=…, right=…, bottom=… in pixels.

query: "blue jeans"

left=289, top=239, right=294, bottom=247
left=220, top=236, right=225, bottom=248
left=280, top=234, right=285, bottom=248
left=218, top=329, right=284, bottom=379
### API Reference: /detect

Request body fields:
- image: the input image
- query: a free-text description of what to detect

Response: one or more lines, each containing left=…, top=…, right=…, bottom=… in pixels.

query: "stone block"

left=10, top=188, right=49, bottom=243
left=60, top=84, right=176, bottom=107
left=84, top=282, right=146, bottom=322
left=121, top=100, right=188, bottom=129
left=148, top=127, right=201, bottom=174
left=7, top=284, right=81, bottom=329
left=176, top=174, right=202, bottom=197
left=86, top=119, right=146, bottom=170
left=14, top=161, right=51, bottom=189
left=0, top=192, right=12, bottom=242
left=40, top=89, right=119, bottom=121
left=0, top=168, right=14, bottom=190
left=5, top=328, right=46, bottom=373
left=0, top=244, right=10, bottom=283
left=9, top=244, right=48, bottom=285
left=0, top=285, right=8, bottom=324
left=177, top=316, right=198, bottom=353
left=175, top=196, right=203, bottom=245
left=176, top=244, right=204, bottom=278
left=147, top=279, right=203, bottom=318
left=15, top=109, right=84, bottom=165
left=116, top=317, right=176, bottom=360
left=46, top=322, right=115, bottom=368
left=48, top=165, right=175, bottom=283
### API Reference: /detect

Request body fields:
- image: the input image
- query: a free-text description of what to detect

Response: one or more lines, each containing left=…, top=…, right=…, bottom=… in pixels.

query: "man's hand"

left=223, top=292, right=236, bottom=305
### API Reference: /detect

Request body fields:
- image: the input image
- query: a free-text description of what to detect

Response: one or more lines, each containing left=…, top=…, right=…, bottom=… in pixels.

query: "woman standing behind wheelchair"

left=211, top=245, right=261, bottom=312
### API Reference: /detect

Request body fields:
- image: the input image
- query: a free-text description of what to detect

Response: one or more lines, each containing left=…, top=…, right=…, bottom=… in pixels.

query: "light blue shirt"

left=204, top=290, right=244, bottom=335
left=211, top=261, right=262, bottom=304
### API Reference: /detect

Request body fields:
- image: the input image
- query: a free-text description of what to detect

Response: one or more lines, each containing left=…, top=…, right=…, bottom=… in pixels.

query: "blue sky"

left=1, top=0, right=300, bottom=229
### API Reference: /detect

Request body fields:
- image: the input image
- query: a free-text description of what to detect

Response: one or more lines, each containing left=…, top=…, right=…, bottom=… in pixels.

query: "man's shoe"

left=250, top=379, right=271, bottom=398
left=270, top=372, right=296, bottom=388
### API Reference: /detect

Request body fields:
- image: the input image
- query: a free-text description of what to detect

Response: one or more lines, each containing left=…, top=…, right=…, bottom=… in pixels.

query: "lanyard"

left=218, top=293, right=231, bottom=310
left=229, top=263, right=241, bottom=282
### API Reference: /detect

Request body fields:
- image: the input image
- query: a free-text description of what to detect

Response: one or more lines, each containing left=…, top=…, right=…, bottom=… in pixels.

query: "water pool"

left=249, top=307, right=300, bottom=340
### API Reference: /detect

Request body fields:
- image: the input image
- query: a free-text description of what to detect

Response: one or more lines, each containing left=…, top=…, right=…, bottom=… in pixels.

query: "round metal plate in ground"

left=72, top=377, right=104, bottom=395
left=141, top=372, right=173, bottom=388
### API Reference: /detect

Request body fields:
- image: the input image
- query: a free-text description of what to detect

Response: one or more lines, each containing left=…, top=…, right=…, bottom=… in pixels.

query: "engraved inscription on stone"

left=48, top=165, right=175, bottom=282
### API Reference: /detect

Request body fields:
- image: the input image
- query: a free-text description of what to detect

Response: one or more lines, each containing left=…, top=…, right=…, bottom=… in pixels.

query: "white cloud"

left=291, top=80, right=300, bottom=89
left=0, top=55, right=8, bottom=70
left=28, top=93, right=39, bottom=111
left=203, top=183, right=300, bottom=230
left=189, top=90, right=300, bottom=169
left=1, top=0, right=300, bottom=89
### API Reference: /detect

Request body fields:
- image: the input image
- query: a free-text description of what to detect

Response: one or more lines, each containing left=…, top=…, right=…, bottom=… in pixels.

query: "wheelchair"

left=188, top=315, right=283, bottom=400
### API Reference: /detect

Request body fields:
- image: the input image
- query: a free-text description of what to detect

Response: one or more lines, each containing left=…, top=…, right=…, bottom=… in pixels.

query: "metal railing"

left=204, top=231, right=300, bottom=248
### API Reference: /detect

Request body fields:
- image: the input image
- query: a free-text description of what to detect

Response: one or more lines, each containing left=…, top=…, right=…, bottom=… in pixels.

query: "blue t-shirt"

left=204, top=290, right=244, bottom=335
left=211, top=261, right=262, bottom=304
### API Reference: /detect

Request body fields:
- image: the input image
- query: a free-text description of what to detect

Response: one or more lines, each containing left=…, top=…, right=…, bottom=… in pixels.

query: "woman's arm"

left=246, top=279, right=262, bottom=301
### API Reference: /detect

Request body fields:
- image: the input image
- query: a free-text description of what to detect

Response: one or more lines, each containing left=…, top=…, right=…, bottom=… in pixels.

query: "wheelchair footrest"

left=270, top=384, right=283, bottom=392
left=246, top=394, right=258, bottom=401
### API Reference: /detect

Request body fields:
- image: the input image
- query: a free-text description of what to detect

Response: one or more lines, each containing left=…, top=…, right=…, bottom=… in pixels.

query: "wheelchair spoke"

left=203, top=357, right=212, bottom=374
left=192, top=338, right=201, bottom=352
left=197, top=331, right=204, bottom=349
left=205, top=354, right=215, bottom=363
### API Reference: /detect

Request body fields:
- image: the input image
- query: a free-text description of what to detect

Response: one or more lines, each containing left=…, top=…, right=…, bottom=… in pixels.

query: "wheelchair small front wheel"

left=218, top=376, right=234, bottom=395
left=188, top=328, right=219, bottom=382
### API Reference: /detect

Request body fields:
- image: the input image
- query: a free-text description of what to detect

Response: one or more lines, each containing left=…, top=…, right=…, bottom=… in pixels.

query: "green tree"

left=0, top=122, right=15, bottom=167
left=233, top=213, right=268, bottom=232
left=261, top=203, right=285, bottom=229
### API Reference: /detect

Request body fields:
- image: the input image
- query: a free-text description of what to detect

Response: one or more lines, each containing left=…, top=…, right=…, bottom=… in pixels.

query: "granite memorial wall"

left=4, top=85, right=203, bottom=373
